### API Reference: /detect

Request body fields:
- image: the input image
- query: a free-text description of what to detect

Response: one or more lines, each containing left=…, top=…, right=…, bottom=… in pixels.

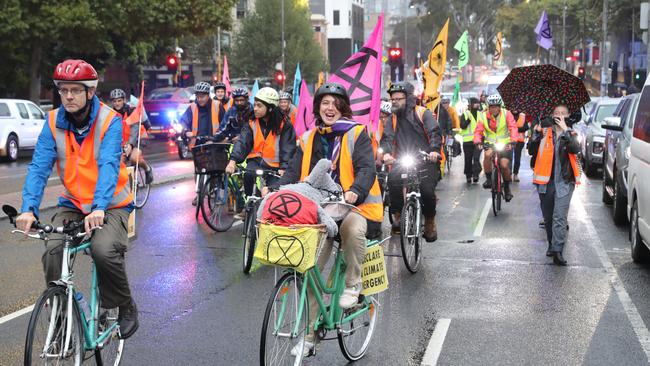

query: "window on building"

left=314, top=26, right=321, bottom=32
left=333, top=10, right=340, bottom=25
left=236, top=0, right=247, bottom=19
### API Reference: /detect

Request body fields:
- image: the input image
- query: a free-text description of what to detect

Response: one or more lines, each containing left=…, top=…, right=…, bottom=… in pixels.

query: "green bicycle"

left=4, top=205, right=124, bottom=366
left=259, top=201, right=385, bottom=365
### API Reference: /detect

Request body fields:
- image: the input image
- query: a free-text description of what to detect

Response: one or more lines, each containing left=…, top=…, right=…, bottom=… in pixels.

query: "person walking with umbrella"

left=497, top=64, right=589, bottom=265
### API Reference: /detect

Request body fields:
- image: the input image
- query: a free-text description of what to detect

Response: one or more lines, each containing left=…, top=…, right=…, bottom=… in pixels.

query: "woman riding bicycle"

left=226, top=87, right=296, bottom=201
left=268, top=82, right=383, bottom=355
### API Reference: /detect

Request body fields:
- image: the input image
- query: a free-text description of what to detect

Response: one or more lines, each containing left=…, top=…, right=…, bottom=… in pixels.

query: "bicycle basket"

left=192, top=143, right=230, bottom=174
left=254, top=223, right=327, bottom=273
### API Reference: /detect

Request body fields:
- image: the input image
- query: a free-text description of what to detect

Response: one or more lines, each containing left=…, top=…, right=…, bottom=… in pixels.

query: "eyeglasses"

left=58, top=88, right=85, bottom=96
left=390, top=97, right=406, bottom=102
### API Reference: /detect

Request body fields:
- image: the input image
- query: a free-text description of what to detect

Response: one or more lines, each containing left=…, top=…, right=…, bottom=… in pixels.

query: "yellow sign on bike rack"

left=361, top=244, right=388, bottom=295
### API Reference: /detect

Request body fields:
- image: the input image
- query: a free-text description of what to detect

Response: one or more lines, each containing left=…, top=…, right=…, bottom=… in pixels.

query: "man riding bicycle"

left=473, top=94, right=518, bottom=202
left=380, top=81, right=442, bottom=242
left=16, top=59, right=138, bottom=339
left=215, top=87, right=253, bottom=142
left=226, top=87, right=296, bottom=208
left=110, top=88, right=154, bottom=184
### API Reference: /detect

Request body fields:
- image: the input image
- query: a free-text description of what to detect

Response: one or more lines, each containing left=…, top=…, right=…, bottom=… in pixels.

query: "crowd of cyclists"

left=13, top=58, right=562, bottom=365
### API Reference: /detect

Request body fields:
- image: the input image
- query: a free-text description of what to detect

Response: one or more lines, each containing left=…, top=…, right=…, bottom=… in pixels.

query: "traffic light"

left=167, top=55, right=178, bottom=73
left=274, top=70, right=285, bottom=86
left=388, top=47, right=404, bottom=82
left=577, top=66, right=585, bottom=80
left=388, top=48, right=403, bottom=66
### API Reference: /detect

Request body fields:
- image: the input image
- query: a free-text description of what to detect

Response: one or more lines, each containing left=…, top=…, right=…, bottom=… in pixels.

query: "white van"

left=627, top=78, right=650, bottom=262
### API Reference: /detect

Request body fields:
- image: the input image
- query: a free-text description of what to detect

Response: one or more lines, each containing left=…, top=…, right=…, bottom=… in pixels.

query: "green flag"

left=452, top=79, right=460, bottom=106
left=454, top=30, right=469, bottom=68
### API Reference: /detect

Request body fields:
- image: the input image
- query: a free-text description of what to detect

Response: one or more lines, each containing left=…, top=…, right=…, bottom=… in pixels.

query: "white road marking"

left=473, top=199, right=491, bottom=237
left=573, top=198, right=650, bottom=361
left=0, top=305, right=33, bottom=325
left=421, top=318, right=451, bottom=366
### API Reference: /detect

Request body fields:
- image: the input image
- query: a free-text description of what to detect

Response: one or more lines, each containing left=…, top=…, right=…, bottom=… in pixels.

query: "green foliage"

left=231, top=0, right=326, bottom=83
left=0, top=0, right=236, bottom=99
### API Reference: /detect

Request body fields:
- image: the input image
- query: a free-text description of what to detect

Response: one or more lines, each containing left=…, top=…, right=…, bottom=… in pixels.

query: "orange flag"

left=125, top=81, right=145, bottom=126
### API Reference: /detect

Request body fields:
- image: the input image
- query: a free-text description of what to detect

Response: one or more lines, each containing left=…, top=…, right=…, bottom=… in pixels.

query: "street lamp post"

left=601, top=0, right=609, bottom=97
left=562, top=0, right=567, bottom=69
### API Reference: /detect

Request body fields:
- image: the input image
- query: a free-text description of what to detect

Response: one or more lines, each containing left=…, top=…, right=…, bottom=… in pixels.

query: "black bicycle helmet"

left=213, top=82, right=227, bottom=91
left=313, top=82, right=350, bottom=106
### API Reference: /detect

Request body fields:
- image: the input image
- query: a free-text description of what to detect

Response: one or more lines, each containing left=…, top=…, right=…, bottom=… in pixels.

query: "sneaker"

left=144, top=166, right=154, bottom=184
left=290, top=336, right=315, bottom=357
left=339, top=283, right=362, bottom=309
left=482, top=179, right=492, bottom=189
left=466, top=177, right=472, bottom=184
left=117, top=300, right=139, bottom=339
left=503, top=183, right=514, bottom=202
left=539, top=220, right=545, bottom=228
left=192, top=196, right=198, bottom=206
left=472, top=176, right=479, bottom=183
left=513, top=174, right=520, bottom=182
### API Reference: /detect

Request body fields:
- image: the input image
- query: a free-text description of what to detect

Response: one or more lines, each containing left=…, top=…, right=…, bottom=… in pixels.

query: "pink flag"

left=294, top=79, right=314, bottom=138
left=222, top=55, right=232, bottom=95
left=328, top=14, right=383, bottom=133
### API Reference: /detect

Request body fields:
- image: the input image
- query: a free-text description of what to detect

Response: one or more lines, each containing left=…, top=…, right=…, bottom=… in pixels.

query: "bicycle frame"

left=53, top=240, right=119, bottom=356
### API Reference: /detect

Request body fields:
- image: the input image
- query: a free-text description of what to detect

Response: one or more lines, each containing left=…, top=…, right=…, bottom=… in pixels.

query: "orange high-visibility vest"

left=247, top=118, right=285, bottom=168
left=515, top=113, right=526, bottom=143
left=47, top=105, right=132, bottom=214
left=119, top=109, right=146, bottom=145
left=533, top=127, right=580, bottom=185
left=300, top=126, right=383, bottom=222
left=191, top=102, right=220, bottom=136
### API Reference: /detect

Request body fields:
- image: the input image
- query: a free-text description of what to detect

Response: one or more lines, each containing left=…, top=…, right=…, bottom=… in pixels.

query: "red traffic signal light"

left=578, top=66, right=585, bottom=79
left=167, top=55, right=178, bottom=72
left=389, top=48, right=402, bottom=59
left=275, top=70, right=285, bottom=84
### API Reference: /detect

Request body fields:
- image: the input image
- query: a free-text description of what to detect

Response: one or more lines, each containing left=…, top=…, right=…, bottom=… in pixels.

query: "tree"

left=231, top=0, right=326, bottom=84
left=0, top=0, right=236, bottom=101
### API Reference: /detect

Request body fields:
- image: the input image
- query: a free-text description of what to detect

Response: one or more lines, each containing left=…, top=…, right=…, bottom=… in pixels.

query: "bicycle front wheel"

left=25, top=286, right=84, bottom=366
left=242, top=205, right=257, bottom=274
left=337, top=296, right=379, bottom=361
left=133, top=165, right=151, bottom=209
left=400, top=198, right=421, bottom=273
left=491, top=170, right=501, bottom=216
left=201, top=175, right=235, bottom=232
left=260, top=272, right=308, bottom=366
left=94, top=307, right=125, bottom=366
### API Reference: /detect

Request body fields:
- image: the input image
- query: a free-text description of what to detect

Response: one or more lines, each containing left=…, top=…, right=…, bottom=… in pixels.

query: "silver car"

left=574, top=98, right=620, bottom=177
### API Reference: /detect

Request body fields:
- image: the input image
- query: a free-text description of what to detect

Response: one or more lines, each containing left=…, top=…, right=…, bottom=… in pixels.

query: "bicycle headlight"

left=172, top=122, right=184, bottom=133
left=377, top=147, right=384, bottom=155
left=401, top=155, right=415, bottom=167
left=256, top=169, right=264, bottom=176
left=625, top=146, right=631, bottom=160
left=494, top=142, right=506, bottom=151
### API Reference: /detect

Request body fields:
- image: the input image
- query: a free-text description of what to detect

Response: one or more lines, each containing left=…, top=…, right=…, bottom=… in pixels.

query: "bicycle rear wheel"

left=260, top=272, right=308, bottom=366
left=400, top=198, right=421, bottom=273
left=201, top=174, right=235, bottom=232
left=337, top=296, right=379, bottom=361
left=94, top=307, right=125, bottom=366
left=242, top=203, right=257, bottom=274
left=133, top=165, right=151, bottom=209
left=491, top=171, right=499, bottom=216
left=446, top=147, right=452, bottom=173
left=25, top=286, right=84, bottom=366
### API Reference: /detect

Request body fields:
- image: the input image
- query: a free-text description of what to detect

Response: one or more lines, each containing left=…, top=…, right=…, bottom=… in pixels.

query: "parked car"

left=574, top=97, right=620, bottom=176
left=0, top=99, right=46, bottom=161
left=628, top=77, right=650, bottom=262
left=601, top=93, right=639, bottom=224
left=143, top=87, right=192, bottom=137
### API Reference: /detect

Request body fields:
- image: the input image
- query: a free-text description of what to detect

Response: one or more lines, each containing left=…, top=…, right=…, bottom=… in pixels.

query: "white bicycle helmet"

left=486, top=94, right=502, bottom=106
left=110, top=89, right=126, bottom=100
left=380, top=101, right=392, bottom=115
left=194, top=81, right=211, bottom=94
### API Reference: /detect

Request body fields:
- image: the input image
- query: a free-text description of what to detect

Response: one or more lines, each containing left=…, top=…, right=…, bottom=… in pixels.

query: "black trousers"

left=512, top=141, right=525, bottom=175
left=462, top=142, right=482, bottom=179
left=388, top=162, right=439, bottom=217
left=243, top=158, right=280, bottom=197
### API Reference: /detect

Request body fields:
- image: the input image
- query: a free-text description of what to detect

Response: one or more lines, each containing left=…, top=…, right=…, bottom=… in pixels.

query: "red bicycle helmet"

left=53, top=59, right=98, bottom=88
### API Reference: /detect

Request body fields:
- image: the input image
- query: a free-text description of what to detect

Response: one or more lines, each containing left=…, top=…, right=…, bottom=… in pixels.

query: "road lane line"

left=473, top=199, right=491, bottom=237
left=0, top=305, right=33, bottom=325
left=573, top=198, right=650, bottom=361
left=421, top=318, right=451, bottom=366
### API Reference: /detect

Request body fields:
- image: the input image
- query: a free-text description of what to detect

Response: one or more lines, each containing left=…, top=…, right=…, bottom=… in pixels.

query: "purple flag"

left=294, top=80, right=314, bottom=138
left=535, top=10, right=553, bottom=50
left=328, top=14, right=383, bottom=133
